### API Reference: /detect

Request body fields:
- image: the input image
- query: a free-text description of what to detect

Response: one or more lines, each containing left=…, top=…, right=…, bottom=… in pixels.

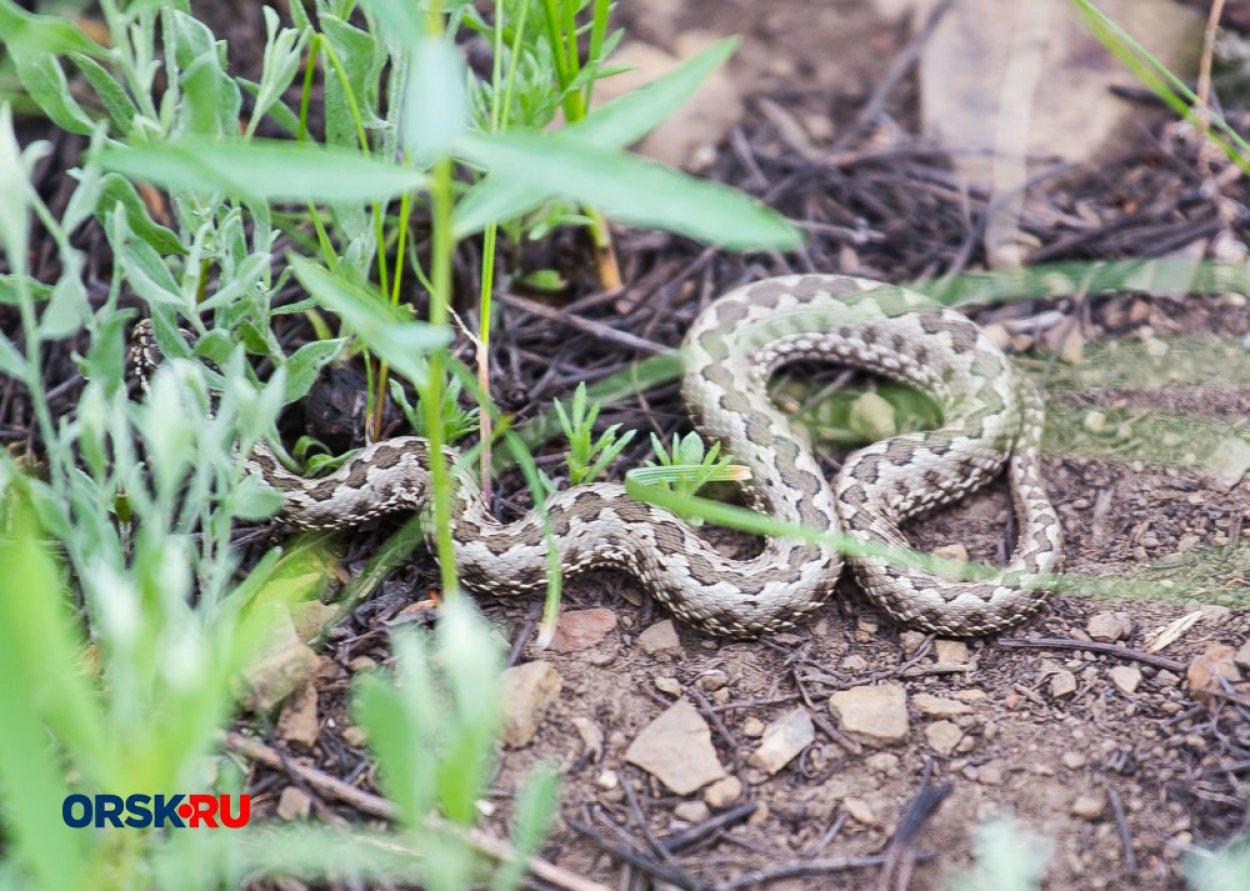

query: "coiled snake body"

left=138, top=274, right=1064, bottom=637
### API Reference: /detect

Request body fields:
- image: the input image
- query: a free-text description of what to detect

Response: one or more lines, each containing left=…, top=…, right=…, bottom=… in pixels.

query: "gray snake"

left=136, top=274, right=1064, bottom=637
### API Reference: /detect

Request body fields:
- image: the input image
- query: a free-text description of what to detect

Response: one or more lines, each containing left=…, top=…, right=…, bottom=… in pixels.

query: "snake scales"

left=135, top=274, right=1064, bottom=637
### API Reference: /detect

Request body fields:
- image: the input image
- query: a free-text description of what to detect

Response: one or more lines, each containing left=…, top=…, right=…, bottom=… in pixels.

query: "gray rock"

left=625, top=700, right=727, bottom=795
left=1108, top=665, right=1142, bottom=695
left=674, top=800, right=710, bottom=823
left=913, top=693, right=973, bottom=717
left=828, top=682, right=909, bottom=746
left=925, top=720, right=963, bottom=756
left=747, top=707, right=815, bottom=774
left=703, top=776, right=743, bottom=809
left=1049, top=669, right=1077, bottom=699
left=1087, top=611, right=1131, bottom=642
left=277, top=786, right=311, bottom=821
left=501, top=661, right=563, bottom=748
left=637, top=619, right=682, bottom=656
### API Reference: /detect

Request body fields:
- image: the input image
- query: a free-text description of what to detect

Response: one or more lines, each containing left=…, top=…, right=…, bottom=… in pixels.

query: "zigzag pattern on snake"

left=134, top=274, right=1065, bottom=637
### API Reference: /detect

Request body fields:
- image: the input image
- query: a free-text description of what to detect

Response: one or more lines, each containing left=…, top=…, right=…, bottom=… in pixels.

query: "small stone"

left=899, top=630, right=928, bottom=653
left=742, top=716, right=766, bottom=737
left=1109, top=665, right=1142, bottom=695
left=238, top=608, right=319, bottom=712
left=1187, top=643, right=1242, bottom=702
left=674, top=800, right=710, bottom=823
left=655, top=676, right=683, bottom=696
left=748, top=801, right=770, bottom=826
left=277, top=786, right=312, bottom=821
left=595, top=770, right=618, bottom=791
left=571, top=717, right=604, bottom=761
left=866, top=752, right=902, bottom=776
left=637, top=620, right=682, bottom=655
left=828, top=683, right=910, bottom=746
left=1062, top=752, right=1087, bottom=770
left=698, top=670, right=729, bottom=691
left=625, top=700, right=727, bottom=795
left=1050, top=669, right=1078, bottom=699
left=843, top=797, right=877, bottom=826
left=1072, top=793, right=1106, bottom=820
left=547, top=608, right=618, bottom=654
left=841, top=654, right=869, bottom=671
left=341, top=725, right=368, bottom=747
left=276, top=680, right=319, bottom=749
left=934, top=640, right=970, bottom=664
left=977, top=761, right=1006, bottom=785
left=347, top=655, right=378, bottom=673
left=932, top=543, right=969, bottom=563
left=913, top=693, right=973, bottom=717
left=748, top=708, right=816, bottom=775
left=1087, top=611, right=1131, bottom=642
left=1234, top=639, right=1250, bottom=671
left=925, top=720, right=963, bottom=755
left=1084, top=410, right=1107, bottom=433
left=704, top=775, right=743, bottom=809
left=1156, top=670, right=1180, bottom=687
left=501, top=661, right=563, bottom=748
left=956, top=688, right=988, bottom=701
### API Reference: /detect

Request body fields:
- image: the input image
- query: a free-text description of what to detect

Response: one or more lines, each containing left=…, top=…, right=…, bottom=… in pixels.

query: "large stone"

left=625, top=700, right=728, bottom=795
left=916, top=0, right=1204, bottom=263
left=748, top=707, right=815, bottom=775
left=501, top=661, right=563, bottom=748
left=237, top=606, right=319, bottom=712
left=828, top=682, right=910, bottom=746
left=919, top=0, right=1202, bottom=181
left=594, top=34, right=743, bottom=170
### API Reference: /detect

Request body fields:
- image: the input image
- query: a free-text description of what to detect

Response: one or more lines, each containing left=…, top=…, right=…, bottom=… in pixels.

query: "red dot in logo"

left=177, top=803, right=193, bottom=819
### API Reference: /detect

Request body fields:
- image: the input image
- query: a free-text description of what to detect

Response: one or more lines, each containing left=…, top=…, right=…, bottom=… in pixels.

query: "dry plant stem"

left=1196, top=0, right=1227, bottom=179
left=221, top=733, right=608, bottom=891
left=997, top=637, right=1186, bottom=673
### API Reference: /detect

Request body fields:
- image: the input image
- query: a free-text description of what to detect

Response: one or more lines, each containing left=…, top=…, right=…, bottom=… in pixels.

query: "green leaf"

left=358, top=0, right=425, bottom=50
left=97, top=139, right=428, bottom=204
left=0, top=274, right=51, bottom=305
left=70, top=54, right=138, bottom=135
left=0, top=104, right=29, bottom=268
left=402, top=37, right=468, bottom=162
left=117, top=236, right=184, bottom=307
left=281, top=337, right=346, bottom=404
left=233, top=475, right=286, bottom=520
left=287, top=255, right=450, bottom=387
left=168, top=10, right=241, bottom=137
left=0, top=331, right=27, bottom=379
left=457, top=131, right=802, bottom=250
left=10, top=49, right=96, bottom=135
left=0, top=500, right=100, bottom=890
left=39, top=273, right=89, bottom=339
left=0, top=1, right=106, bottom=56
left=96, top=174, right=186, bottom=256
left=452, top=36, right=739, bottom=237
left=320, top=15, right=386, bottom=148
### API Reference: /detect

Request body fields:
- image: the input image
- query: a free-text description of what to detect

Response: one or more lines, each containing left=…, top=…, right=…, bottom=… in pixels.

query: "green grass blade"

left=457, top=130, right=801, bottom=250
left=97, top=139, right=428, bottom=204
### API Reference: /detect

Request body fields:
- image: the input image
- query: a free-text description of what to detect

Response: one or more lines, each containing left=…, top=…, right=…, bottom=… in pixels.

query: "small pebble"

left=674, top=801, right=710, bottom=823
left=1072, top=793, right=1106, bottom=820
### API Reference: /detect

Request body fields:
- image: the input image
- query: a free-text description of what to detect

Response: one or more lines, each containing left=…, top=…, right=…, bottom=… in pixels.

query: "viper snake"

left=133, top=274, right=1064, bottom=637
